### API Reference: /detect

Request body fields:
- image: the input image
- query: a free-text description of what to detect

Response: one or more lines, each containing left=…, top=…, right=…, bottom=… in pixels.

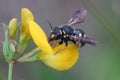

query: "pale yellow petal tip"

left=38, top=43, right=79, bottom=71
left=28, top=20, right=53, bottom=54
left=9, top=18, right=17, bottom=28
left=9, top=18, right=17, bottom=22
left=21, top=8, right=34, bottom=21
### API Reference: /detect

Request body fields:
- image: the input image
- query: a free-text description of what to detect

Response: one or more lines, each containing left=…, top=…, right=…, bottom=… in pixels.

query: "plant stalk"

left=8, top=63, right=13, bottom=80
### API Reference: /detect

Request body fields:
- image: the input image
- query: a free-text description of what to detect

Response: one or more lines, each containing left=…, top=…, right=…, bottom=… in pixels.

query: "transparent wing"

left=66, top=8, right=87, bottom=26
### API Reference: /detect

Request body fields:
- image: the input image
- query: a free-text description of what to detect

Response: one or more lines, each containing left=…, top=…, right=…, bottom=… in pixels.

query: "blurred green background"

left=0, top=0, right=120, bottom=80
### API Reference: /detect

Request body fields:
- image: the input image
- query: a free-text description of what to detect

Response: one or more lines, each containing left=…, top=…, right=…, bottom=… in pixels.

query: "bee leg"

left=54, top=45, right=67, bottom=55
left=75, top=41, right=80, bottom=47
left=80, top=41, right=86, bottom=47
left=65, top=42, right=68, bottom=46
left=59, top=40, right=63, bottom=44
left=64, top=39, right=68, bottom=46
left=55, top=39, right=68, bottom=55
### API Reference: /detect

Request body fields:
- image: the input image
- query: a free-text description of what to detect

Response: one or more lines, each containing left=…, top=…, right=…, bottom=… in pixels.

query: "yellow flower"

left=29, top=20, right=79, bottom=71
left=17, top=8, right=79, bottom=71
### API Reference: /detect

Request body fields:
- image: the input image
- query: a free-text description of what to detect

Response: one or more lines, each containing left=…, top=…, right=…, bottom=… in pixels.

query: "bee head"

left=49, top=27, right=62, bottom=41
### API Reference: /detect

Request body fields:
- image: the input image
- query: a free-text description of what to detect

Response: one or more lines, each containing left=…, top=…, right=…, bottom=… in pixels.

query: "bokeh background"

left=0, top=0, right=120, bottom=80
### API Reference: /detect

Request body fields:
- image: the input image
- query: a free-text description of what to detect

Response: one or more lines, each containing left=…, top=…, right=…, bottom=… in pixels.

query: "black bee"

left=49, top=25, right=74, bottom=46
left=48, top=9, right=96, bottom=47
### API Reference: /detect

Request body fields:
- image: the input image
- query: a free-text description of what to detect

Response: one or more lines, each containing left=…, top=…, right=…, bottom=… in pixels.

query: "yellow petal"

left=38, top=43, right=79, bottom=71
left=29, top=20, right=52, bottom=54
left=21, top=8, right=34, bottom=23
left=19, top=8, right=34, bottom=42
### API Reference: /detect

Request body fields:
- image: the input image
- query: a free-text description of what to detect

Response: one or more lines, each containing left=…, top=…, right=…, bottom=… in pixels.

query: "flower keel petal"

left=38, top=43, right=79, bottom=71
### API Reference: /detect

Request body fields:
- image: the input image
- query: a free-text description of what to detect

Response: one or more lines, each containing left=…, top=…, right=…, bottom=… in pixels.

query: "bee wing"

left=66, top=8, right=87, bottom=26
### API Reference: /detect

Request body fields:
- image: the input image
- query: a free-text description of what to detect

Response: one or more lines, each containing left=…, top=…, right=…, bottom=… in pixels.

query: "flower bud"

left=8, top=18, right=17, bottom=39
left=9, top=40, right=17, bottom=53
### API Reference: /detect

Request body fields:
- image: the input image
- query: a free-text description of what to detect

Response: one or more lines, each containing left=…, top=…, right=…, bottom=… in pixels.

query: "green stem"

left=8, top=63, right=13, bottom=80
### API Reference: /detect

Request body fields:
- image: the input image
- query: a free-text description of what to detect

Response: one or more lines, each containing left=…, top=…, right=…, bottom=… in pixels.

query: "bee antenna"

left=47, top=20, right=53, bottom=32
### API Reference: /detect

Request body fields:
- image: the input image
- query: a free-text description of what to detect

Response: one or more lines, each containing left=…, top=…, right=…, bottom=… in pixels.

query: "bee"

left=49, top=25, right=74, bottom=46
left=48, top=8, right=96, bottom=47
